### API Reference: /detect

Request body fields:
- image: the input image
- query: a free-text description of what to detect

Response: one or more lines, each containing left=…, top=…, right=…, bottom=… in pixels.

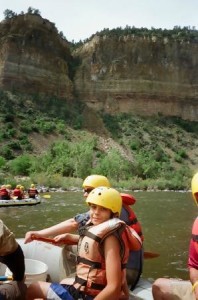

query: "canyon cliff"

left=0, top=13, right=198, bottom=121
left=73, top=34, right=198, bottom=121
left=0, top=13, right=73, bottom=99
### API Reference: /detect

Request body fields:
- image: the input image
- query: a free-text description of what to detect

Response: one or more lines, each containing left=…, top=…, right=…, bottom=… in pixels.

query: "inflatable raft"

left=3, top=239, right=153, bottom=299
left=0, top=197, right=41, bottom=207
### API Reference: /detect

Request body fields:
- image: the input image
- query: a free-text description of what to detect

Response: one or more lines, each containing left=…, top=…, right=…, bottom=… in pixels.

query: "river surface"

left=0, top=191, right=197, bottom=281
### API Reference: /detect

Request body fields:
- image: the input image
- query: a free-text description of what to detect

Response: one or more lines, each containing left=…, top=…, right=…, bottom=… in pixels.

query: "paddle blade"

left=42, top=195, right=51, bottom=199
left=144, top=251, right=160, bottom=259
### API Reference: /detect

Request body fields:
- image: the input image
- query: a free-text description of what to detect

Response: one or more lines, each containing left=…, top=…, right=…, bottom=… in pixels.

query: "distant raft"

left=0, top=196, right=41, bottom=207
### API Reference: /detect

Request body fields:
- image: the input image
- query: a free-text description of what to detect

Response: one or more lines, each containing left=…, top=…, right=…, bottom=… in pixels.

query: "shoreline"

left=38, top=186, right=191, bottom=194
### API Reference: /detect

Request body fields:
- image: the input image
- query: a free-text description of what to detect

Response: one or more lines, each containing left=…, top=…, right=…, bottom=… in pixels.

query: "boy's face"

left=89, top=204, right=112, bottom=225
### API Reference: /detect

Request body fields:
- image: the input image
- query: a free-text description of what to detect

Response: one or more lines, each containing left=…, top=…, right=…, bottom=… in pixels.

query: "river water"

left=0, top=191, right=197, bottom=281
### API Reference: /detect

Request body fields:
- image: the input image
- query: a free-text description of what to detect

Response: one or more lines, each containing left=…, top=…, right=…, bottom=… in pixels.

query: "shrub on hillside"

left=7, top=155, right=32, bottom=175
left=0, top=156, right=6, bottom=169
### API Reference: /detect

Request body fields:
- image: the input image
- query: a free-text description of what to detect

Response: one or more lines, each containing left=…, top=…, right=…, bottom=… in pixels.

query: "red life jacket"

left=121, top=193, right=144, bottom=242
left=121, top=193, right=136, bottom=205
left=28, top=188, right=37, bottom=197
left=13, top=188, right=23, bottom=198
left=122, top=204, right=144, bottom=242
left=73, top=218, right=142, bottom=297
left=192, top=217, right=198, bottom=253
left=0, top=188, right=9, bottom=197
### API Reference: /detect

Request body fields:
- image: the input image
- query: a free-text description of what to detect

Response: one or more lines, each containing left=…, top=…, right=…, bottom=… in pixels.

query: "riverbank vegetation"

left=0, top=90, right=197, bottom=191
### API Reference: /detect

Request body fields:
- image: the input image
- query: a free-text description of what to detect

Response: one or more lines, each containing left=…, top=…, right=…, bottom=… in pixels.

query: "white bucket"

left=6, top=258, right=48, bottom=286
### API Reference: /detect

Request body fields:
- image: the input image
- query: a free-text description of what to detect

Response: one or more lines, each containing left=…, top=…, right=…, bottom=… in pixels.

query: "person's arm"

left=120, top=270, right=130, bottom=300
left=94, top=235, right=123, bottom=300
left=190, top=267, right=198, bottom=299
left=188, top=239, right=198, bottom=299
left=24, top=218, right=78, bottom=244
left=53, top=233, right=79, bottom=245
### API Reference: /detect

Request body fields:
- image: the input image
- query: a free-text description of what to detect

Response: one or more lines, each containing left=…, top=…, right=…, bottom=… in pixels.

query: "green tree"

left=8, top=155, right=32, bottom=176
left=71, top=142, right=94, bottom=178
left=0, top=156, right=6, bottom=169
left=94, top=149, right=130, bottom=181
left=3, top=9, right=16, bottom=19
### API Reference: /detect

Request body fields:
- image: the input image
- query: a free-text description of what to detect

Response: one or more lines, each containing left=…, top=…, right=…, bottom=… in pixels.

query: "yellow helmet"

left=6, top=184, right=11, bottom=189
left=20, top=185, right=24, bottom=190
left=16, top=185, right=21, bottom=189
left=31, top=184, right=35, bottom=188
left=82, top=175, right=111, bottom=189
left=191, top=172, right=198, bottom=205
left=86, top=187, right=122, bottom=215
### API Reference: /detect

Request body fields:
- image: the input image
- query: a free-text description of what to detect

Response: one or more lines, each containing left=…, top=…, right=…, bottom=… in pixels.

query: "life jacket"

left=28, top=188, right=37, bottom=197
left=73, top=218, right=142, bottom=298
left=12, top=188, right=23, bottom=199
left=192, top=217, right=198, bottom=253
left=122, top=203, right=144, bottom=242
left=0, top=188, right=9, bottom=197
left=121, top=193, right=143, bottom=240
left=121, top=193, right=136, bottom=205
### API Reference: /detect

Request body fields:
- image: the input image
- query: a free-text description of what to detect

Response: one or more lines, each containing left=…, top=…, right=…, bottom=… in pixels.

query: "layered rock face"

left=73, top=35, right=198, bottom=121
left=0, top=14, right=198, bottom=121
left=0, top=14, right=73, bottom=99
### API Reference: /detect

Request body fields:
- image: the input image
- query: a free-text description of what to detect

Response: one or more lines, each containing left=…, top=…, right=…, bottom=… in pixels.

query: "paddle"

left=42, top=195, right=51, bottom=199
left=31, top=235, right=77, bottom=245
left=144, top=251, right=160, bottom=259
left=31, top=235, right=160, bottom=259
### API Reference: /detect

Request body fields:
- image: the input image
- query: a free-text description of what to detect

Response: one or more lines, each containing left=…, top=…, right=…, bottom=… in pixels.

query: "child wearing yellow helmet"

left=25, top=174, right=143, bottom=290
left=85, top=186, right=122, bottom=215
left=27, top=187, right=142, bottom=300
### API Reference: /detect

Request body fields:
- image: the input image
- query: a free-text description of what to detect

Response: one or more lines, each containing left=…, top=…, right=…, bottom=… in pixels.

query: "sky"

left=0, top=0, right=197, bottom=42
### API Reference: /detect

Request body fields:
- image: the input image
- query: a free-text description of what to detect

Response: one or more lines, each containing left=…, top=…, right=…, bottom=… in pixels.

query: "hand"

left=120, top=278, right=130, bottom=300
left=24, top=231, right=40, bottom=243
left=53, top=233, right=69, bottom=245
left=54, top=233, right=79, bottom=245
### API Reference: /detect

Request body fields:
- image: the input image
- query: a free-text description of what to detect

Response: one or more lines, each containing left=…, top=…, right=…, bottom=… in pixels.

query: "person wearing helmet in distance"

left=152, top=172, right=198, bottom=300
left=12, top=185, right=23, bottom=200
left=27, top=184, right=39, bottom=199
left=6, top=184, right=12, bottom=200
left=27, top=187, right=142, bottom=300
left=24, top=175, right=144, bottom=290
left=0, top=185, right=10, bottom=200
